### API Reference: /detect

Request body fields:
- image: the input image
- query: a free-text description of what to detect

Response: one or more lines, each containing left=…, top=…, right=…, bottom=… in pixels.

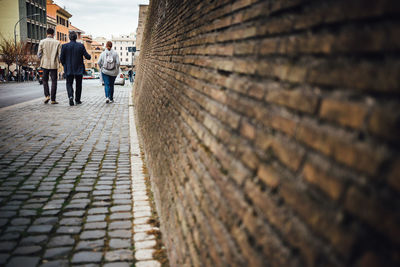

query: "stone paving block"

left=110, top=205, right=131, bottom=212
left=48, top=235, right=75, bottom=247
left=20, top=235, right=48, bottom=245
left=5, top=225, right=27, bottom=233
left=108, top=230, right=132, bottom=238
left=10, top=218, right=30, bottom=225
left=87, top=207, right=108, bottom=215
left=134, top=206, right=151, bottom=212
left=6, top=256, right=40, bottom=267
left=86, top=215, right=106, bottom=222
left=134, top=211, right=152, bottom=218
left=84, top=222, right=107, bottom=230
left=134, top=224, right=153, bottom=233
left=135, top=240, right=157, bottom=250
left=76, top=239, right=104, bottom=251
left=109, top=238, right=131, bottom=249
left=135, top=260, right=161, bottom=267
left=135, top=249, right=155, bottom=261
left=63, top=210, right=85, bottom=217
left=80, top=230, right=106, bottom=239
left=56, top=226, right=81, bottom=234
left=12, top=245, right=42, bottom=255
left=110, top=212, right=132, bottom=220
left=105, top=249, right=133, bottom=262
left=134, top=217, right=150, bottom=225
left=44, top=247, right=72, bottom=259
left=59, top=218, right=82, bottom=226
left=109, top=221, right=132, bottom=230
left=27, top=225, right=53, bottom=233
left=133, top=232, right=155, bottom=242
left=40, top=259, right=69, bottom=267
left=33, top=217, right=58, bottom=225
left=71, top=251, right=102, bottom=263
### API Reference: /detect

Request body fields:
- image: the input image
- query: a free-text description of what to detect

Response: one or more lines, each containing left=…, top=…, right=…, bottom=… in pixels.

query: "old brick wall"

left=133, top=0, right=400, bottom=266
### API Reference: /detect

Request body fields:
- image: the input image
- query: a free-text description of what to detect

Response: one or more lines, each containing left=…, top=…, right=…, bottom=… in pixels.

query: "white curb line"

left=128, top=88, right=161, bottom=267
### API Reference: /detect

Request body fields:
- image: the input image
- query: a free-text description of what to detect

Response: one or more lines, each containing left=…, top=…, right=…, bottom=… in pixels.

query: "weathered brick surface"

left=133, top=0, right=400, bottom=266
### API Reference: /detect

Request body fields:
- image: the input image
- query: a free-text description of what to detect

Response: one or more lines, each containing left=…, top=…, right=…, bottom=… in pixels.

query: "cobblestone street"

left=0, top=81, right=162, bottom=267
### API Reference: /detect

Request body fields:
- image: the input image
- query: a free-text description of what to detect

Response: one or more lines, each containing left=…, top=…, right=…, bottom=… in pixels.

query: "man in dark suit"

left=60, top=31, right=91, bottom=106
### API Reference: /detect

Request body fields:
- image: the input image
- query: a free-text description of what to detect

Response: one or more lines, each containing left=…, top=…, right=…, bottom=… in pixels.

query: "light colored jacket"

left=37, top=37, right=61, bottom=70
left=98, top=48, right=120, bottom=77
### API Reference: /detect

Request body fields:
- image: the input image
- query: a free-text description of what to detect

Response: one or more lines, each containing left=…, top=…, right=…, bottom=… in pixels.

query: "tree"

left=15, top=41, right=30, bottom=80
left=0, top=35, right=16, bottom=81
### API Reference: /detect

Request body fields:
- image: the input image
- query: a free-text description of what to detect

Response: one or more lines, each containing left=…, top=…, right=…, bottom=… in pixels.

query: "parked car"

left=102, top=69, right=125, bottom=86
left=93, top=72, right=100, bottom=79
left=83, top=69, right=94, bottom=79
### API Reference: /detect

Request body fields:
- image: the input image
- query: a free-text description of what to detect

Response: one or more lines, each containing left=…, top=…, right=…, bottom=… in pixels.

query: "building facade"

left=90, top=41, right=103, bottom=71
left=133, top=4, right=148, bottom=71
left=0, top=0, right=47, bottom=53
left=69, top=24, right=84, bottom=43
left=111, top=33, right=135, bottom=69
left=82, top=35, right=93, bottom=70
left=46, top=0, right=71, bottom=44
left=46, top=14, right=56, bottom=31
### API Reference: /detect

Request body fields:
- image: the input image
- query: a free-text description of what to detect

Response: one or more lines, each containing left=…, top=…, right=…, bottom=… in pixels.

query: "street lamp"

left=14, top=13, right=40, bottom=82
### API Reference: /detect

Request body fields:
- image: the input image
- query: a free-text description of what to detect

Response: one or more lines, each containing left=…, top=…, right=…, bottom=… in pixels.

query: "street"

left=0, top=81, right=52, bottom=109
left=0, top=80, right=113, bottom=108
left=0, top=80, right=162, bottom=267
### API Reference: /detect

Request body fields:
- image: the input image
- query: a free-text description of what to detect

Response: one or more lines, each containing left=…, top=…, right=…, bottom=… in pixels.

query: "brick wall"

left=133, top=0, right=400, bottom=266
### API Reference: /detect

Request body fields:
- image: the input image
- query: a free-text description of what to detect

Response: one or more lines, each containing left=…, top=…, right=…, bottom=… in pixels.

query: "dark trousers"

left=43, top=69, right=57, bottom=101
left=66, top=75, right=83, bottom=101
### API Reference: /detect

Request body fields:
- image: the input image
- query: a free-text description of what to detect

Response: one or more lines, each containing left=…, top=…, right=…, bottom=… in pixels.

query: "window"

left=120, top=53, right=122, bottom=56
left=126, top=52, right=128, bottom=56
left=27, top=23, right=31, bottom=38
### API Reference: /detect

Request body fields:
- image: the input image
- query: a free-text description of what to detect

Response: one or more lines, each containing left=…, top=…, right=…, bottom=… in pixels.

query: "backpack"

left=104, top=51, right=115, bottom=70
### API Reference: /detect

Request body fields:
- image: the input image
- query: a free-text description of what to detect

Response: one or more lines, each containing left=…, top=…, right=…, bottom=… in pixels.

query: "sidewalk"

left=0, top=81, right=163, bottom=266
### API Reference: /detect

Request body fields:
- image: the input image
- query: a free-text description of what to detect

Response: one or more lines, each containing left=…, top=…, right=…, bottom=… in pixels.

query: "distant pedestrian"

left=98, top=41, right=120, bottom=103
left=60, top=31, right=91, bottom=106
left=128, top=69, right=133, bottom=83
left=37, top=28, right=61, bottom=104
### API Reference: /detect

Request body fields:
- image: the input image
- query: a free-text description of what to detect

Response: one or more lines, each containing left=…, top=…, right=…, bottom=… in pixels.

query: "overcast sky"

left=53, top=0, right=149, bottom=39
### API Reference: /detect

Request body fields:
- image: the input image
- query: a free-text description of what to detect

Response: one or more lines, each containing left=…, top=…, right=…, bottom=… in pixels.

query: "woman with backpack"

left=98, top=41, right=120, bottom=103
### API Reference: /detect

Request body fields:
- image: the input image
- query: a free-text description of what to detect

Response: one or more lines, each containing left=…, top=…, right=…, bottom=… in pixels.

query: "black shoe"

left=76, top=100, right=82, bottom=104
left=69, top=98, right=74, bottom=106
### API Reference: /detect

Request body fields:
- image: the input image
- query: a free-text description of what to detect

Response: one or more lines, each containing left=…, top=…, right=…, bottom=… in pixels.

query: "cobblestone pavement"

left=0, top=80, right=162, bottom=267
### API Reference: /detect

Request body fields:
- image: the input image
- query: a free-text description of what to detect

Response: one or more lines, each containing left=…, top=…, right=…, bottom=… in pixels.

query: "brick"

left=302, top=162, right=344, bottom=201
left=296, top=122, right=386, bottom=176
left=320, top=99, right=369, bottom=129
left=257, top=163, right=280, bottom=189
left=265, top=87, right=319, bottom=114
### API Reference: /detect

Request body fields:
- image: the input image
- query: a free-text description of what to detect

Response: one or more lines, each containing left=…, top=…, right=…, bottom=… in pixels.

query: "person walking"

left=37, top=28, right=61, bottom=104
left=60, top=31, right=91, bottom=106
left=98, top=41, right=120, bottom=103
left=128, top=69, right=133, bottom=83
